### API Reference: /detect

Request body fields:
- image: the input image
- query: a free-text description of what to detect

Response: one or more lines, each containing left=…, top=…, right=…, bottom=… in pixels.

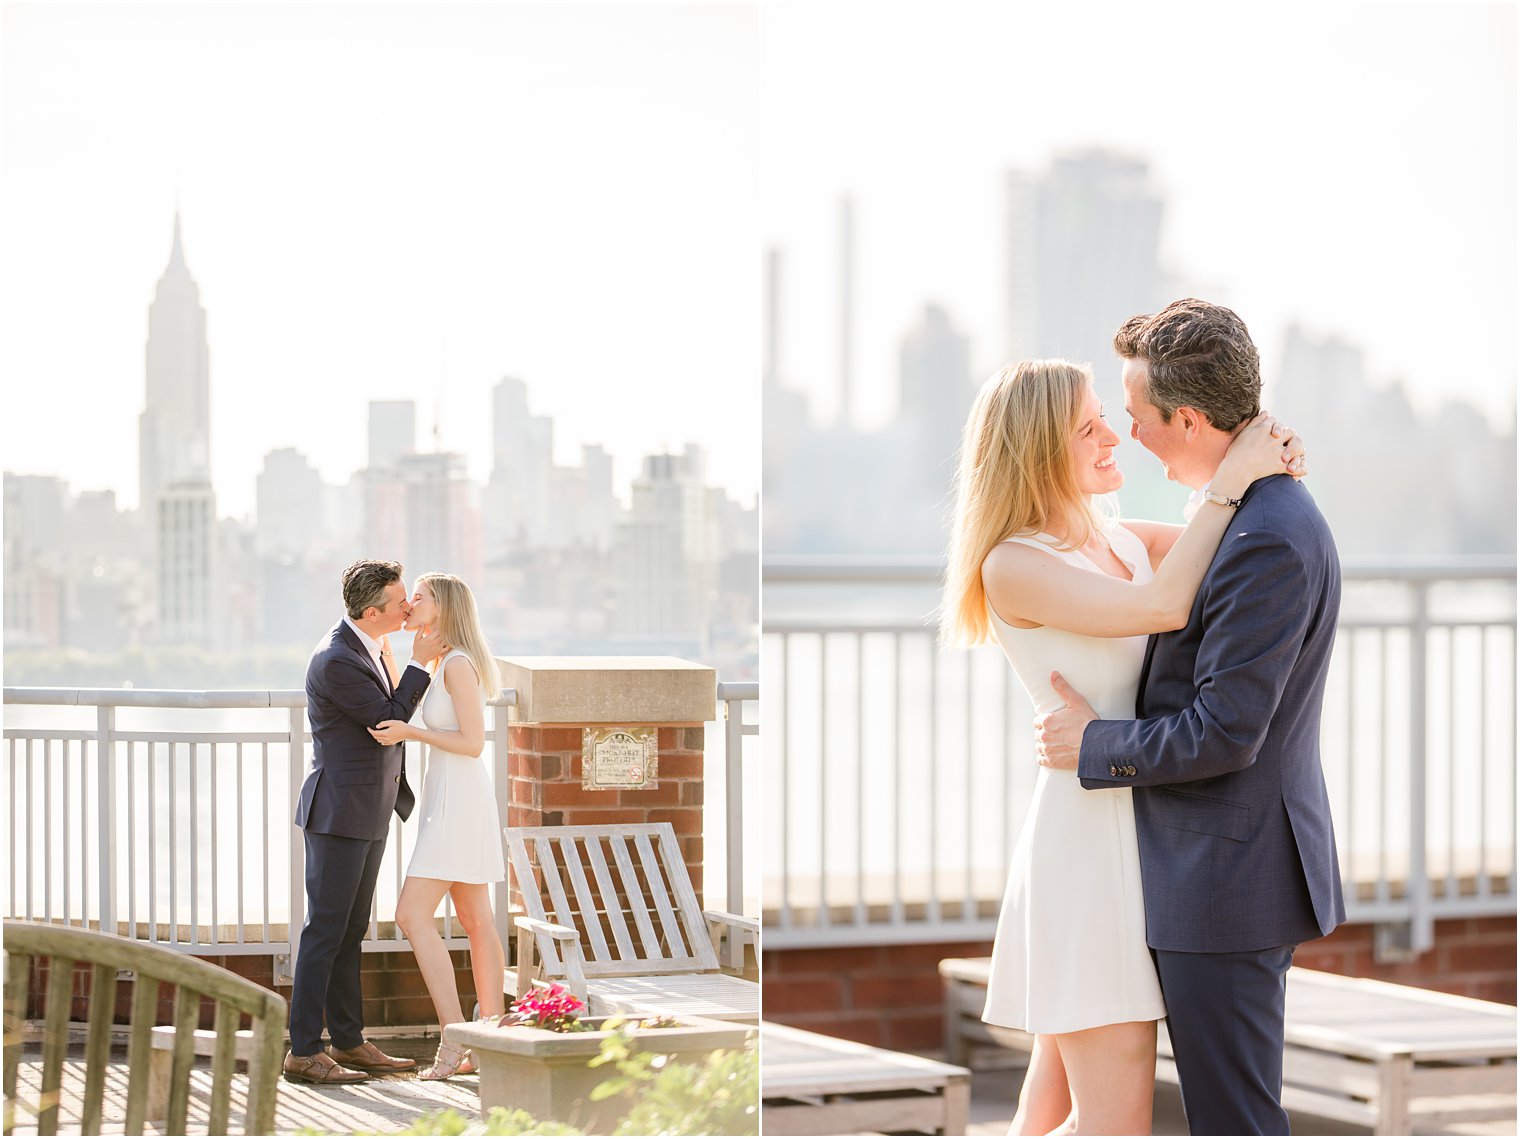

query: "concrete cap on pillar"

left=496, top=656, right=717, bottom=724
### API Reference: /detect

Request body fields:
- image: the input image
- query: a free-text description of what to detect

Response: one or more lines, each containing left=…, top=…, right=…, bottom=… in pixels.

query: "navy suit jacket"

left=296, top=622, right=430, bottom=841
left=1080, top=474, right=1347, bottom=953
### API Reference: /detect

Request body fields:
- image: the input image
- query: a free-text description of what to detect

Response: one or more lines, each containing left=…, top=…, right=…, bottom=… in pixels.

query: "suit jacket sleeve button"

left=1109, top=765, right=1118, bottom=776
left=394, top=775, right=401, bottom=783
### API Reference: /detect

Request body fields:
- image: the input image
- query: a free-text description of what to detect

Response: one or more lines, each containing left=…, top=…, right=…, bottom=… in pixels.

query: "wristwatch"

left=1202, top=489, right=1244, bottom=509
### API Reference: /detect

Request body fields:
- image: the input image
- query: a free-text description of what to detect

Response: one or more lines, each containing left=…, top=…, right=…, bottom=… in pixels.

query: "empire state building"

left=138, top=212, right=210, bottom=517
left=139, top=214, right=216, bottom=646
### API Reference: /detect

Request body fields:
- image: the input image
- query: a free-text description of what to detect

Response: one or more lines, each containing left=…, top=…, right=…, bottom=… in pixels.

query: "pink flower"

left=499, top=982, right=587, bottom=1031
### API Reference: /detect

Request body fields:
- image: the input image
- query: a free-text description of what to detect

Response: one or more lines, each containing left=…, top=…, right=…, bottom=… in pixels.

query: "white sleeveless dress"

left=405, top=650, right=506, bottom=884
left=981, top=523, right=1167, bottom=1035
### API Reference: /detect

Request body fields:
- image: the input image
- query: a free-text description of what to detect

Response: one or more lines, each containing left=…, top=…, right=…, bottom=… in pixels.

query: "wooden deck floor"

left=7, top=1035, right=486, bottom=1136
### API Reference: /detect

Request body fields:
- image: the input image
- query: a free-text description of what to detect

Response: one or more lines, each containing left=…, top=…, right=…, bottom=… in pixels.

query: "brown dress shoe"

left=283, top=1050, right=369, bottom=1084
left=326, top=1039, right=417, bottom=1073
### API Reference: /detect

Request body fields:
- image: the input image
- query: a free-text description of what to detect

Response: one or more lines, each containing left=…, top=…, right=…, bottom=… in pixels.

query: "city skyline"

left=762, top=146, right=1516, bottom=559
left=762, top=3, right=1516, bottom=434
left=1, top=4, right=759, bottom=517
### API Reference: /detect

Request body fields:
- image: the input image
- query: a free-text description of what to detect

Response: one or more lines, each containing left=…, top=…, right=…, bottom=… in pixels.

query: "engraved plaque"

left=582, top=726, right=659, bottom=790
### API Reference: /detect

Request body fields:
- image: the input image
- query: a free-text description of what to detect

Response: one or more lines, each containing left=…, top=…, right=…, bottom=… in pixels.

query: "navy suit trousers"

left=288, top=830, right=388, bottom=1056
left=1153, top=945, right=1296, bottom=1136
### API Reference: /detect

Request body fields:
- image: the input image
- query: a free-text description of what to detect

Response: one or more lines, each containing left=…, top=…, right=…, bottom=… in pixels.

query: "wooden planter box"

left=443, top=1015, right=755, bottom=1134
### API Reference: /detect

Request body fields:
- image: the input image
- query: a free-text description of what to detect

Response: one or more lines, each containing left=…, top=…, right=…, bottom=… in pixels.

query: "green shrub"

left=589, top=1026, right=759, bottom=1136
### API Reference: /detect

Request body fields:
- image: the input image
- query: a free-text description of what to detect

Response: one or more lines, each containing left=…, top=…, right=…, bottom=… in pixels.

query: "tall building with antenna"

left=138, top=212, right=211, bottom=522
left=139, top=214, right=218, bottom=645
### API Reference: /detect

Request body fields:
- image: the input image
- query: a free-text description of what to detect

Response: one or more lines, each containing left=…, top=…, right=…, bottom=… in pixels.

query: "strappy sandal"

left=417, top=1041, right=476, bottom=1081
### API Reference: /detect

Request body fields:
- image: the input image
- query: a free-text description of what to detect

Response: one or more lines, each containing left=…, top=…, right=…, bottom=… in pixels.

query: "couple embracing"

left=944, top=299, right=1345, bottom=1135
left=282, top=561, right=507, bottom=1085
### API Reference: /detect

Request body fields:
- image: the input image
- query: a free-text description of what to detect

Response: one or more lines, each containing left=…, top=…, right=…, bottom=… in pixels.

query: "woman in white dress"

left=941, top=360, right=1304, bottom=1134
left=369, top=572, right=507, bottom=1080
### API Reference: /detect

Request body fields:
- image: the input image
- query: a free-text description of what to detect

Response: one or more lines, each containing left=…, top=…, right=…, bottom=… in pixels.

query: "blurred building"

left=900, top=303, right=973, bottom=469
left=4, top=474, right=68, bottom=566
left=484, top=376, right=556, bottom=554
left=255, top=448, right=325, bottom=558
left=1002, top=149, right=1166, bottom=377
left=1272, top=325, right=1516, bottom=557
left=3, top=474, right=68, bottom=648
left=157, top=482, right=217, bottom=646
left=394, top=451, right=484, bottom=588
left=368, top=401, right=416, bottom=471
left=539, top=444, right=618, bottom=552
left=614, top=446, right=718, bottom=647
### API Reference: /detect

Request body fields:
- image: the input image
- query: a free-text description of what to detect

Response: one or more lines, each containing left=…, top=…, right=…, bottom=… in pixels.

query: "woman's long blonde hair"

left=416, top=572, right=502, bottom=697
left=940, top=359, right=1108, bottom=647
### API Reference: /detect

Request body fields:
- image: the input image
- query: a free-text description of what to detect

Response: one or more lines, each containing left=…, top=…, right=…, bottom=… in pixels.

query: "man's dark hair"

left=1113, top=298, right=1261, bottom=430
left=342, top=559, right=403, bottom=620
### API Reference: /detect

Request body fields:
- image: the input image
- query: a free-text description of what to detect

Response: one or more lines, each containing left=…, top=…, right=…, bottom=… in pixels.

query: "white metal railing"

left=716, top=680, right=759, bottom=918
left=3, top=680, right=757, bottom=979
left=763, top=557, right=1517, bottom=959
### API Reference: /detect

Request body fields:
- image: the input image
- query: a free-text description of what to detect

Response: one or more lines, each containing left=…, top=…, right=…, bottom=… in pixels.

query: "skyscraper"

left=1002, top=150, right=1165, bottom=380
left=137, top=214, right=218, bottom=646
left=138, top=213, right=211, bottom=523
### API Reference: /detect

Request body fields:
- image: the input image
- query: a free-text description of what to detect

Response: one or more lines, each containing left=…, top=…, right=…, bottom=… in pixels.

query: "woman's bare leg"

left=1048, top=1020, right=1157, bottom=1135
left=449, top=882, right=507, bottom=1018
left=1009, top=1034, right=1071, bottom=1135
left=395, top=875, right=464, bottom=1027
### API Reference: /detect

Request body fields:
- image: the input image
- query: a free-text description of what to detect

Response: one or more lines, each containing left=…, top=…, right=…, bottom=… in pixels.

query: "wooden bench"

left=3, top=920, right=285, bottom=1136
left=506, top=823, right=759, bottom=1023
left=760, top=1020, right=971, bottom=1136
left=939, top=955, right=1517, bottom=1135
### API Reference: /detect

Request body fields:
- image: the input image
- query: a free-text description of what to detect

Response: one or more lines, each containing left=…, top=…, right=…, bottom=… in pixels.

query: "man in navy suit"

left=1038, top=299, right=1345, bottom=1135
left=283, top=559, right=447, bottom=1084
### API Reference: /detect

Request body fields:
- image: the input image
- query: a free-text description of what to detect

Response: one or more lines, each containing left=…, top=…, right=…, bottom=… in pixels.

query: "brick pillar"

left=498, top=656, right=715, bottom=916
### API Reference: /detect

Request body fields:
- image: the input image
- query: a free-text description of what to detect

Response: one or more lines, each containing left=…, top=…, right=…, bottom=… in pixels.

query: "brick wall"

left=762, top=917, right=1517, bottom=1052
left=1294, top=917, right=1517, bottom=1004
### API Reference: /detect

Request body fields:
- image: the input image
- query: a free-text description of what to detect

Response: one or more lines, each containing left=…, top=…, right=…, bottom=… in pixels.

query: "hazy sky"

left=1, top=2, right=759, bottom=517
left=762, top=2, right=1517, bottom=432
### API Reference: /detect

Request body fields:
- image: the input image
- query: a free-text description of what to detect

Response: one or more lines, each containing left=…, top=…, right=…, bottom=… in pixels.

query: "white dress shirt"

left=342, top=615, right=392, bottom=689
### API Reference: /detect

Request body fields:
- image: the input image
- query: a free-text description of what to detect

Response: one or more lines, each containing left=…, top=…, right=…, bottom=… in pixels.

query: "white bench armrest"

left=513, top=914, right=588, bottom=1001
left=515, top=915, right=581, bottom=942
left=703, top=910, right=760, bottom=934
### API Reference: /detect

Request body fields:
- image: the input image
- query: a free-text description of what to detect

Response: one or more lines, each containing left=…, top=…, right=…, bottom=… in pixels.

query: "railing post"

left=278, top=703, right=306, bottom=986
left=1376, top=578, right=1435, bottom=963
left=491, top=694, right=513, bottom=955
left=724, top=694, right=744, bottom=918
left=96, top=702, right=117, bottom=937
left=1407, top=581, right=1434, bottom=955
left=716, top=680, right=756, bottom=971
